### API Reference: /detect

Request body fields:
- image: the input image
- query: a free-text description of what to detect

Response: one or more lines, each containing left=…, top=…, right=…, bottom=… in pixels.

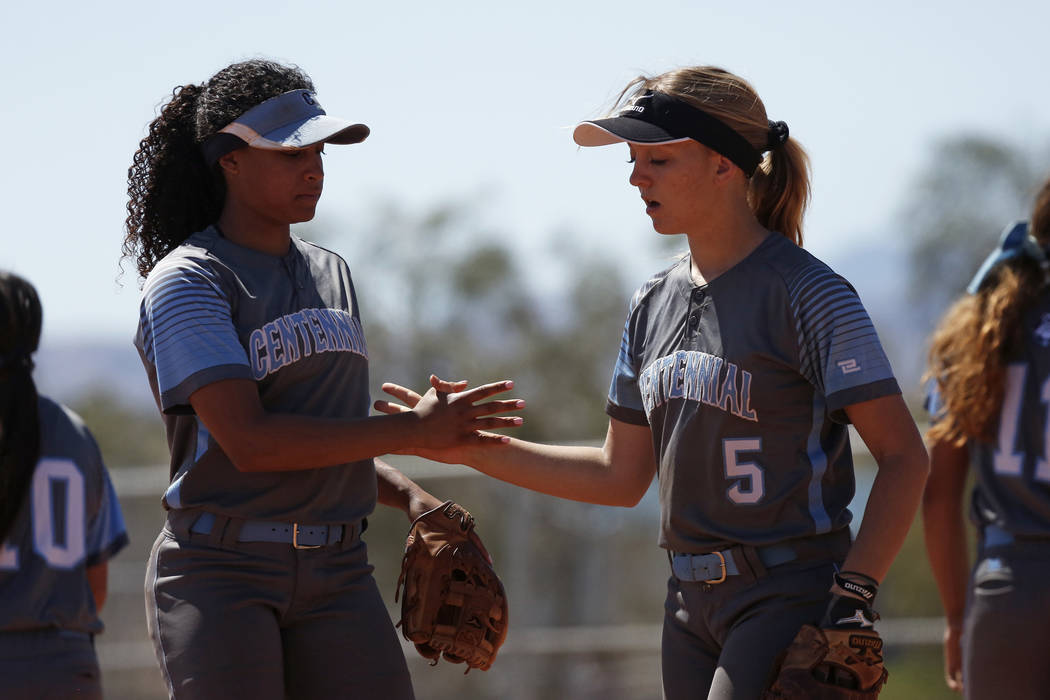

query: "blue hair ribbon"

left=966, top=221, right=1044, bottom=294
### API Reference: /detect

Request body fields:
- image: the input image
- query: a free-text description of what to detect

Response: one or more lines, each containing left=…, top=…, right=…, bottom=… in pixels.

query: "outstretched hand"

left=376, top=375, right=523, bottom=458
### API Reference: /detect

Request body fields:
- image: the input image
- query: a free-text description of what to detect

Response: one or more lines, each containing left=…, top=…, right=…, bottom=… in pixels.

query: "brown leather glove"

left=395, top=501, right=509, bottom=672
left=764, top=572, right=888, bottom=699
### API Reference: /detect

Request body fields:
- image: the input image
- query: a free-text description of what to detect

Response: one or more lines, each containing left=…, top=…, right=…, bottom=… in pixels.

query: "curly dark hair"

left=122, top=59, right=315, bottom=280
left=0, top=272, right=43, bottom=543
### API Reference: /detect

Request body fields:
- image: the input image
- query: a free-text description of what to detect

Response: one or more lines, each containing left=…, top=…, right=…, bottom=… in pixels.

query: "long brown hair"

left=926, top=177, right=1050, bottom=445
left=612, top=66, right=811, bottom=246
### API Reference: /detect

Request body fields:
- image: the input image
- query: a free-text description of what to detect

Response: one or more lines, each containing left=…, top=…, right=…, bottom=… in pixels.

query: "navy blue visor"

left=967, top=221, right=1044, bottom=294
left=573, top=90, right=762, bottom=176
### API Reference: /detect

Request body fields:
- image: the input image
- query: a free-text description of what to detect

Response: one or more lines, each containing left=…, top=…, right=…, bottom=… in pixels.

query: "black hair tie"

left=0, top=347, right=32, bottom=372
left=766, top=120, right=789, bottom=150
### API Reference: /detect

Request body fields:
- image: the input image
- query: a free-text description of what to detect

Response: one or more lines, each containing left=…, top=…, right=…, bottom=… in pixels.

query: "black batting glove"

left=820, top=571, right=880, bottom=630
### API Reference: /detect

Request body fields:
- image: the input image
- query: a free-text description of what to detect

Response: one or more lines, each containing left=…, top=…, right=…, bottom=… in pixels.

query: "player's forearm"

left=922, top=440, right=971, bottom=625
left=457, top=439, right=647, bottom=506
left=842, top=448, right=930, bottom=582
left=922, top=489, right=970, bottom=625
left=222, top=411, right=427, bottom=472
left=375, top=458, right=442, bottom=521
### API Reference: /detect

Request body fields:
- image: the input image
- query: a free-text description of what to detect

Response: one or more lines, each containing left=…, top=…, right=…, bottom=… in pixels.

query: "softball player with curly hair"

left=378, top=65, right=930, bottom=699
left=0, top=272, right=129, bottom=699
left=123, top=58, right=520, bottom=700
left=924, top=176, right=1050, bottom=699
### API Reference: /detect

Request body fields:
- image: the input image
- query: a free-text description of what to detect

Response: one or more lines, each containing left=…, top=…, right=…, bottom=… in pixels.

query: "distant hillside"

left=34, top=340, right=156, bottom=410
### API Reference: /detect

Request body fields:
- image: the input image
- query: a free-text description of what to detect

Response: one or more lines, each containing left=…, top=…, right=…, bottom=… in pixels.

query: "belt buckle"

left=703, top=551, right=727, bottom=584
left=292, top=523, right=322, bottom=550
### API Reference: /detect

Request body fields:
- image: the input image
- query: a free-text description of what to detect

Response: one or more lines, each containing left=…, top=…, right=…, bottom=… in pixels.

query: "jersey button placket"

left=688, top=288, right=705, bottom=333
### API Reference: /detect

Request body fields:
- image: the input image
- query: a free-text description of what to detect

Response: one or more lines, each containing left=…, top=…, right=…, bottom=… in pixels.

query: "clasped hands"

left=375, top=375, right=524, bottom=455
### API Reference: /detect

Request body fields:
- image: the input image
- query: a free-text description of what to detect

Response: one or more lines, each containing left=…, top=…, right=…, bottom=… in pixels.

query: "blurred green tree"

left=69, top=388, right=168, bottom=468
left=904, top=135, right=1048, bottom=330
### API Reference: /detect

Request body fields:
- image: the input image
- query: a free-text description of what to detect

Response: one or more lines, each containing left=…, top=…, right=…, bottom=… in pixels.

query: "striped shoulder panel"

left=139, top=257, right=232, bottom=366
left=138, top=254, right=250, bottom=408
left=781, top=257, right=888, bottom=394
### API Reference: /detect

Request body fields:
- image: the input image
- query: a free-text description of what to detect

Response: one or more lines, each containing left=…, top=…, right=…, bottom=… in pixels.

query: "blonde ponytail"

left=613, top=66, right=811, bottom=245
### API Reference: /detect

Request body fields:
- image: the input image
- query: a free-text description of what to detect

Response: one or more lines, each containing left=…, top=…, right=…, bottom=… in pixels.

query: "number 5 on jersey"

left=723, top=438, right=764, bottom=505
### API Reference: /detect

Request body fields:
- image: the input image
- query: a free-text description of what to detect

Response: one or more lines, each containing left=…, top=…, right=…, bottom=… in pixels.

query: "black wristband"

left=835, top=571, right=878, bottom=602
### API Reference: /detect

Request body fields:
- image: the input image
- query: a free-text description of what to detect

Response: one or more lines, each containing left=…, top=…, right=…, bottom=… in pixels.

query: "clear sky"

left=4, top=0, right=1048, bottom=345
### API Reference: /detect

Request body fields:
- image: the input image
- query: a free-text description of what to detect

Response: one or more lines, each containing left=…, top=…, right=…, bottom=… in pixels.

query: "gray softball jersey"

left=928, top=290, right=1050, bottom=539
left=608, top=233, right=900, bottom=552
left=0, top=396, right=128, bottom=634
left=135, top=226, right=376, bottom=524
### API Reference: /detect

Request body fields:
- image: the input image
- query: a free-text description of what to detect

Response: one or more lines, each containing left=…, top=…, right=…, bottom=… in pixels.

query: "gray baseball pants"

left=145, top=511, right=414, bottom=700
left=964, top=539, right=1050, bottom=700
left=662, top=536, right=849, bottom=700
left=0, top=628, right=101, bottom=699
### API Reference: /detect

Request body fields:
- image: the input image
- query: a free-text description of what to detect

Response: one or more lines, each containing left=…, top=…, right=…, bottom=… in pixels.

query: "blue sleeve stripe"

left=142, top=321, right=240, bottom=366
left=798, top=358, right=818, bottom=387
left=804, top=313, right=878, bottom=350
left=793, top=278, right=846, bottom=307
left=157, top=346, right=248, bottom=394
left=609, top=315, right=644, bottom=412
left=151, top=291, right=230, bottom=320
left=791, top=285, right=861, bottom=325
left=141, top=332, right=155, bottom=364
left=140, top=262, right=230, bottom=352
left=154, top=340, right=242, bottom=377
left=140, top=261, right=249, bottom=398
left=789, top=266, right=840, bottom=300
left=151, top=309, right=235, bottom=345
left=828, top=329, right=885, bottom=353
left=792, top=294, right=858, bottom=328
left=800, top=333, right=889, bottom=388
left=787, top=263, right=825, bottom=289
left=149, top=260, right=224, bottom=289
left=150, top=273, right=220, bottom=300
left=611, top=354, right=637, bottom=384
left=805, top=393, right=832, bottom=533
left=149, top=285, right=229, bottom=315
left=148, top=268, right=223, bottom=296
left=790, top=284, right=857, bottom=330
left=798, top=307, right=871, bottom=346
left=788, top=262, right=895, bottom=393
left=830, top=339, right=891, bottom=366
left=159, top=364, right=253, bottom=414
left=615, top=327, right=634, bottom=370
left=150, top=307, right=233, bottom=346
left=154, top=321, right=240, bottom=352
left=146, top=279, right=225, bottom=311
